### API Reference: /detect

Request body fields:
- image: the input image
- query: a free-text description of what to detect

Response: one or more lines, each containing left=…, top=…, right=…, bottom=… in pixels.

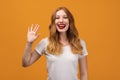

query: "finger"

left=31, top=24, right=34, bottom=31
left=34, top=24, right=40, bottom=33
left=33, top=24, right=39, bottom=32
left=33, top=24, right=37, bottom=31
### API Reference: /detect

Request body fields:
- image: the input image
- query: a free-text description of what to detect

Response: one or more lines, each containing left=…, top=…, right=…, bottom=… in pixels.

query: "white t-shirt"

left=35, top=37, right=88, bottom=80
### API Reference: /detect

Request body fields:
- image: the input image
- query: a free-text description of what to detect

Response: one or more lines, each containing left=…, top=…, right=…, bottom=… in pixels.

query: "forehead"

left=56, top=10, right=67, bottom=16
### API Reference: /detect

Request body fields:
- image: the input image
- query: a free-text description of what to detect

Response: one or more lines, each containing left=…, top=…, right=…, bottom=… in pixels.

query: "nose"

left=59, top=17, right=64, bottom=22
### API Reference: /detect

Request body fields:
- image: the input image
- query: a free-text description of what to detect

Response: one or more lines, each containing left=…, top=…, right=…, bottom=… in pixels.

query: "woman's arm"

left=79, top=56, right=88, bottom=80
left=22, top=43, right=41, bottom=67
left=22, top=24, right=40, bottom=67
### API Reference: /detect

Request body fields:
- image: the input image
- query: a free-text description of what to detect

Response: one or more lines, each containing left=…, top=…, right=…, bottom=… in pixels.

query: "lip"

left=57, top=23, right=66, bottom=29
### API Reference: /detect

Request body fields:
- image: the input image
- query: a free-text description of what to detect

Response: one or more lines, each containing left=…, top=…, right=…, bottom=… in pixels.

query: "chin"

left=57, top=29, right=68, bottom=33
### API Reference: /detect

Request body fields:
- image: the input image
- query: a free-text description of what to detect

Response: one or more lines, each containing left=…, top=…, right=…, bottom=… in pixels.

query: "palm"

left=27, top=24, right=40, bottom=43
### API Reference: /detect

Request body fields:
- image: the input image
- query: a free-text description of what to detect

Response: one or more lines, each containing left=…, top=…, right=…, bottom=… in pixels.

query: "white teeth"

left=57, top=23, right=66, bottom=29
left=59, top=25, right=65, bottom=26
left=58, top=24, right=66, bottom=27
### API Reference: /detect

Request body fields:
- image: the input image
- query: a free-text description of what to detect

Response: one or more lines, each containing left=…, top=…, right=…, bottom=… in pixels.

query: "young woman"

left=22, top=7, right=88, bottom=80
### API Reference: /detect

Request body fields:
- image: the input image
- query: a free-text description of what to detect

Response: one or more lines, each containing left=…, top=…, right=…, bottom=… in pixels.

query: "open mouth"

left=57, top=23, right=66, bottom=29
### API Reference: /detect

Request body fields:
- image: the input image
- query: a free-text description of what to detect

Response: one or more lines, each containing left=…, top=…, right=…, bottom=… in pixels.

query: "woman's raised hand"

left=27, top=24, right=40, bottom=43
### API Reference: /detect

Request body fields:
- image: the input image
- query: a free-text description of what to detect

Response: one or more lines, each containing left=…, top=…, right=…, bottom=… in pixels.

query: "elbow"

left=22, top=63, right=28, bottom=67
left=22, top=63, right=31, bottom=67
left=22, top=60, right=30, bottom=67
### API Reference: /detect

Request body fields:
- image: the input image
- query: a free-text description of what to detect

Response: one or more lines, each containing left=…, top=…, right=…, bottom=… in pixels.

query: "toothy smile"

left=57, top=23, right=66, bottom=29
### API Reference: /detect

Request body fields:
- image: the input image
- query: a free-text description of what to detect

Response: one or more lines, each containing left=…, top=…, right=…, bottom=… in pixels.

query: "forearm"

left=22, top=24, right=40, bottom=67
left=80, top=73, right=88, bottom=80
left=22, top=42, right=33, bottom=67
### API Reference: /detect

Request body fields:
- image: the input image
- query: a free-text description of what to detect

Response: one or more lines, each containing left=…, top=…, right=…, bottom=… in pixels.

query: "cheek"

left=55, top=20, right=57, bottom=24
left=66, top=19, right=69, bottom=24
left=55, top=20, right=58, bottom=26
left=66, top=25, right=69, bottom=30
left=66, top=20, right=69, bottom=26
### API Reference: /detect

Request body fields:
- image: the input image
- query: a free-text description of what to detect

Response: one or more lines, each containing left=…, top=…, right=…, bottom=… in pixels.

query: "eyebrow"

left=56, top=14, right=68, bottom=17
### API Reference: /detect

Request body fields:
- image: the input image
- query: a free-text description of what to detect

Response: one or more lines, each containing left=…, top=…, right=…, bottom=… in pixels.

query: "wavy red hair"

left=47, top=7, right=83, bottom=55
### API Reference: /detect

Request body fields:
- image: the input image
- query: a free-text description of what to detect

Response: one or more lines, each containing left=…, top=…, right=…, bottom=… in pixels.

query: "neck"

left=59, top=32, right=68, bottom=41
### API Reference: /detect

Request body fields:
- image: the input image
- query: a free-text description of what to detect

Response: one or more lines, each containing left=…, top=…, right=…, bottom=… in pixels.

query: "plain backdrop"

left=0, top=0, right=120, bottom=80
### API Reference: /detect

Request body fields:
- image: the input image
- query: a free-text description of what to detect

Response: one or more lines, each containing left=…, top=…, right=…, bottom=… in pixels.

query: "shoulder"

left=37, top=37, right=49, bottom=46
left=79, top=38, right=88, bottom=56
left=40, top=37, right=49, bottom=43
left=42, top=37, right=49, bottom=42
left=35, top=37, right=49, bottom=54
left=79, top=38, right=86, bottom=46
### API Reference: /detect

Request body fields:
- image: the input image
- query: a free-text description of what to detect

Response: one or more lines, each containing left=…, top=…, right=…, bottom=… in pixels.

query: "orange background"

left=0, top=0, right=120, bottom=80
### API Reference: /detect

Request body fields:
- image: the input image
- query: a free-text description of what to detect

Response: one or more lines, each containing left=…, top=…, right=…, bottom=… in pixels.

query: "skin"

left=55, top=10, right=69, bottom=33
left=55, top=10, right=70, bottom=46
left=22, top=24, right=41, bottom=67
left=22, top=9, right=88, bottom=80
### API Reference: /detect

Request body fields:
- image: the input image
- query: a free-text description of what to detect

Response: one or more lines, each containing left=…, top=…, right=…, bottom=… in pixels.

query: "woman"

left=22, top=7, right=88, bottom=80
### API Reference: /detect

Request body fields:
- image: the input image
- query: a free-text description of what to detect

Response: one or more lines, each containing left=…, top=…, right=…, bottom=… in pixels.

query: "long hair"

left=47, top=7, right=83, bottom=55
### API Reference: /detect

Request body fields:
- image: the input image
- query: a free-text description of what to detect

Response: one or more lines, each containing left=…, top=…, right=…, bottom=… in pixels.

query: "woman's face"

left=55, top=10, right=69, bottom=33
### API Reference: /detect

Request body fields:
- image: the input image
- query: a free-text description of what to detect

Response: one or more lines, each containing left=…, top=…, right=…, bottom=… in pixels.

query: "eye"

left=55, top=16, right=60, bottom=19
left=63, top=16, right=68, bottom=19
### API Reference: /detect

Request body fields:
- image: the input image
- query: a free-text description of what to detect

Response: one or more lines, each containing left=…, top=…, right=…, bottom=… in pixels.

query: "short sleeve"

left=35, top=38, right=47, bottom=55
left=78, top=39, right=88, bottom=58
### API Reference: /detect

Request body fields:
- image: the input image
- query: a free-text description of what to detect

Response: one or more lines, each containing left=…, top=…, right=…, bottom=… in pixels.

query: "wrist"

left=26, top=41, right=33, bottom=46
